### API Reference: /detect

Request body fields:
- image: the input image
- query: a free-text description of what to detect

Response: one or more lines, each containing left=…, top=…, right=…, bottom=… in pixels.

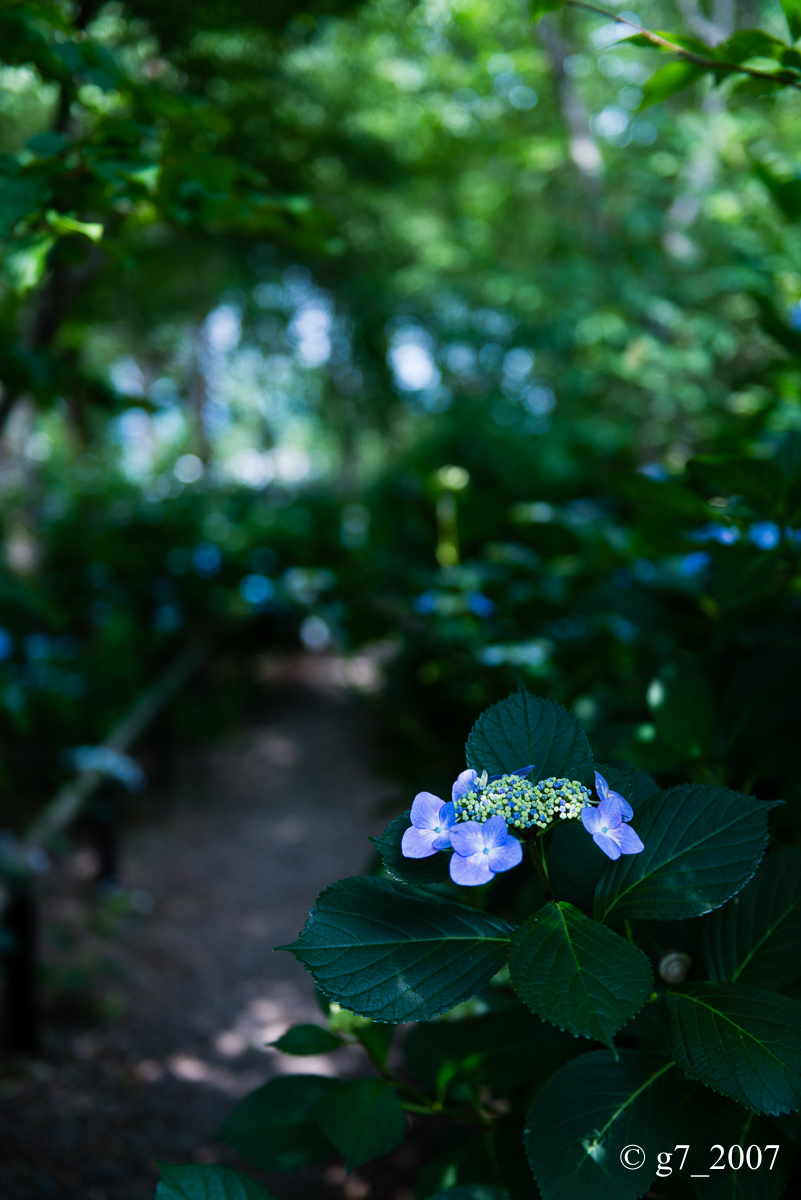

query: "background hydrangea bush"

left=181, top=688, right=801, bottom=1200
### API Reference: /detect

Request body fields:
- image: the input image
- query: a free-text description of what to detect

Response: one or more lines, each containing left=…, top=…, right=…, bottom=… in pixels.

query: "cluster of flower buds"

left=453, top=771, right=591, bottom=830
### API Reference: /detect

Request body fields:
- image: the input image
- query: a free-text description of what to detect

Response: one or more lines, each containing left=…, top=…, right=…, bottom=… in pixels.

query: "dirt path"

left=0, top=680, right=402, bottom=1200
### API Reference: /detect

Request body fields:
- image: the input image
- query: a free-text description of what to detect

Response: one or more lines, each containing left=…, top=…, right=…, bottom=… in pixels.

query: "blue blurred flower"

left=240, top=573, right=274, bottom=607
left=401, top=792, right=456, bottom=858
left=582, top=791, right=643, bottom=860
left=677, top=551, right=710, bottom=577
left=749, top=521, right=780, bottom=550
left=449, top=815, right=522, bottom=885
left=0, top=629, right=14, bottom=662
left=466, top=591, right=495, bottom=618
left=413, top=591, right=439, bottom=615
left=194, top=542, right=222, bottom=576
left=689, top=523, right=740, bottom=546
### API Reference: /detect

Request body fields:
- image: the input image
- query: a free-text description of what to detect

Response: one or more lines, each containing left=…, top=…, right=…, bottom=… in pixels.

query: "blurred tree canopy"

left=2, top=0, right=801, bottom=827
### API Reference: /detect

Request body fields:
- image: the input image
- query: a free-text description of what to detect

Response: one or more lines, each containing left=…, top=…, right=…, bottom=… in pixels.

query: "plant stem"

left=562, top=0, right=801, bottom=92
left=528, top=839, right=553, bottom=902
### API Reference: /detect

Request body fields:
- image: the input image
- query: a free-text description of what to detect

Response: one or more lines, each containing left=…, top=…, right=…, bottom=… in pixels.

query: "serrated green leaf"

left=689, top=1101, right=793, bottom=1200
left=594, top=784, right=769, bottom=923
left=526, top=1051, right=676, bottom=1200
left=782, top=0, right=801, bottom=41
left=703, top=850, right=801, bottom=990
left=510, top=902, right=652, bottom=1046
left=371, top=810, right=450, bottom=886
left=640, top=61, right=709, bottom=109
left=219, top=1075, right=336, bottom=1171
left=665, top=984, right=801, bottom=1115
left=465, top=687, right=593, bottom=786
left=270, top=1024, right=344, bottom=1055
left=156, top=1164, right=274, bottom=1200
left=317, top=1078, right=406, bottom=1172
left=279, top=876, right=512, bottom=1023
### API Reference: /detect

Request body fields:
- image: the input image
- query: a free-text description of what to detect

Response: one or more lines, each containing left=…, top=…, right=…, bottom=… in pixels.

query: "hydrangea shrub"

left=197, top=689, right=799, bottom=1199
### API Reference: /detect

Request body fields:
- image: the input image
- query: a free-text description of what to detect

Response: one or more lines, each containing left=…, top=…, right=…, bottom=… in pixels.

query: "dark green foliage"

left=466, top=688, right=594, bottom=787
left=280, top=876, right=512, bottom=1022
left=703, top=850, right=801, bottom=991
left=219, top=1075, right=337, bottom=1170
left=509, top=901, right=652, bottom=1045
left=664, top=985, right=801, bottom=1114
left=156, top=1164, right=274, bottom=1200
left=525, top=1052, right=677, bottom=1200
left=594, top=785, right=770, bottom=923
left=317, top=1079, right=406, bottom=1171
left=404, top=1007, right=584, bottom=1094
left=371, top=811, right=451, bottom=886
left=269, top=1024, right=344, bottom=1055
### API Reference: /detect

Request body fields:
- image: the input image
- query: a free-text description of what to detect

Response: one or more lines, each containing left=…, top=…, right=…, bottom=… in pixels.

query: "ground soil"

left=0, top=671, right=418, bottom=1200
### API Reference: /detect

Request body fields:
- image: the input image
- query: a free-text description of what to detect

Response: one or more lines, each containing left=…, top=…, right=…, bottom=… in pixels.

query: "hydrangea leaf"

left=317, top=1078, right=406, bottom=1172
left=594, top=784, right=770, bottom=923
left=688, top=1101, right=793, bottom=1200
left=371, top=810, right=450, bottom=885
left=664, top=984, right=801, bottom=1115
left=509, top=902, right=652, bottom=1046
left=278, top=876, right=512, bottom=1023
left=269, top=1024, right=344, bottom=1055
left=703, top=849, right=801, bottom=991
left=525, top=1051, right=676, bottom=1200
left=466, top=688, right=594, bottom=786
left=156, top=1163, right=275, bottom=1200
left=219, top=1075, right=336, bottom=1170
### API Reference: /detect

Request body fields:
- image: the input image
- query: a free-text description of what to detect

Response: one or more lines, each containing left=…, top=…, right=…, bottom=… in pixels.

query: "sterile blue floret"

left=449, top=815, right=523, bottom=886
left=581, top=791, right=644, bottom=860
left=401, top=792, right=457, bottom=858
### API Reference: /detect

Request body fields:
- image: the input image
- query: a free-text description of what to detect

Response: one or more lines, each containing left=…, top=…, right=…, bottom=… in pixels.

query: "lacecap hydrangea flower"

left=401, top=764, right=644, bottom=886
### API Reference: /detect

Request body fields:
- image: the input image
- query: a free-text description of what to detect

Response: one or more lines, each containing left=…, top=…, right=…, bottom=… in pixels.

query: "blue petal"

left=450, top=820, right=485, bottom=858
left=593, top=832, right=622, bottom=860
left=487, top=838, right=523, bottom=874
left=410, top=791, right=445, bottom=830
left=608, top=790, right=634, bottom=821
left=452, top=769, right=479, bottom=803
left=450, top=851, right=493, bottom=886
left=401, top=826, right=438, bottom=858
left=594, top=771, right=609, bottom=801
left=615, top=823, right=644, bottom=854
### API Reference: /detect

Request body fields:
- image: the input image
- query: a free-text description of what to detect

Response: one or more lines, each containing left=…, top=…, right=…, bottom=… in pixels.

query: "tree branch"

left=562, top=0, right=801, bottom=91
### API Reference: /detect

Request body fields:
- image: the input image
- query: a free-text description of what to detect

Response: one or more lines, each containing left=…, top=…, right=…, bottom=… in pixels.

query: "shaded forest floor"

left=0, top=668, right=416, bottom=1200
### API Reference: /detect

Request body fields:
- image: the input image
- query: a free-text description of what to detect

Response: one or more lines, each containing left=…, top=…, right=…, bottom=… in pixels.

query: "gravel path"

left=0, top=678, right=404, bottom=1200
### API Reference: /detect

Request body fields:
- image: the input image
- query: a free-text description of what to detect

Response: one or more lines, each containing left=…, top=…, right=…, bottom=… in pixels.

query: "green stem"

left=562, top=0, right=801, bottom=92
left=528, top=838, right=553, bottom=903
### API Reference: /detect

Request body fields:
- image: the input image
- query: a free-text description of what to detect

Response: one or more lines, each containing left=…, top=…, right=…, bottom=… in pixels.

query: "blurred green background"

left=2, top=0, right=801, bottom=835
